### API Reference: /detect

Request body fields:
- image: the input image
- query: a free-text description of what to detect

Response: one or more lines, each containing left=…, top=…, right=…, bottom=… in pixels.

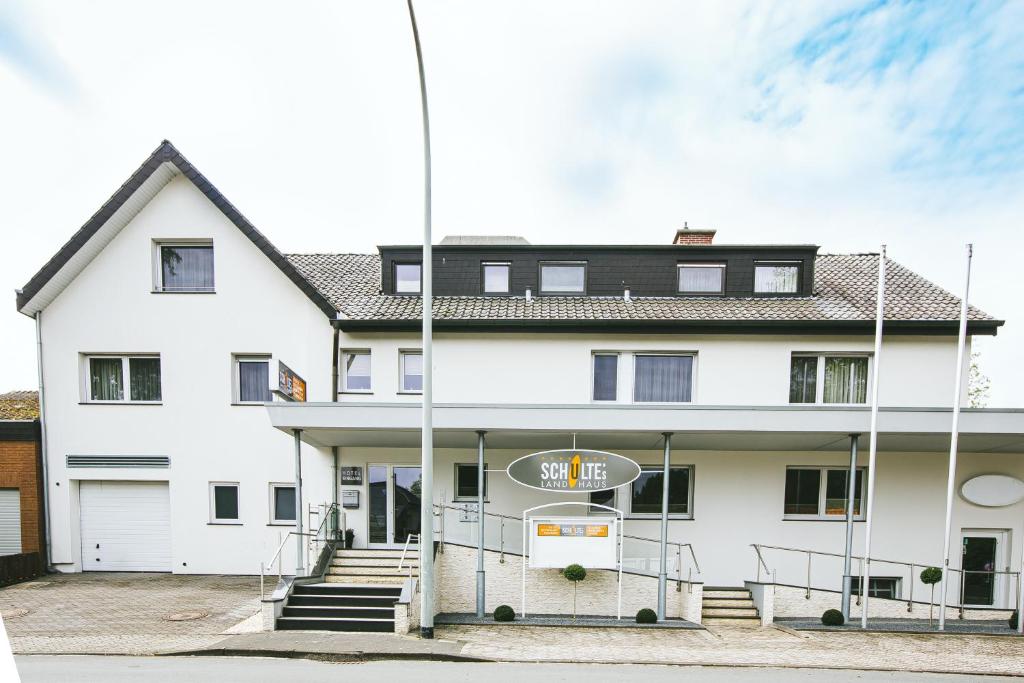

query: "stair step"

left=294, top=583, right=402, bottom=596
left=330, top=559, right=418, bottom=568
left=703, top=598, right=756, bottom=608
left=288, top=595, right=399, bottom=608
left=325, top=575, right=406, bottom=585
left=702, top=607, right=759, bottom=618
left=276, top=616, right=395, bottom=633
left=703, top=590, right=752, bottom=599
left=283, top=605, right=395, bottom=619
left=336, top=549, right=417, bottom=558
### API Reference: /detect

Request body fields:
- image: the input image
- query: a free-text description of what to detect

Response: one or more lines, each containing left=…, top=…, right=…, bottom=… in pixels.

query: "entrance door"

left=960, top=529, right=1009, bottom=608
left=367, top=465, right=422, bottom=548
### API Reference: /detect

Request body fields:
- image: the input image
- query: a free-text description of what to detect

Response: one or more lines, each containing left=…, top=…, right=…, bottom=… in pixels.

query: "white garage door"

left=80, top=481, right=171, bottom=572
left=0, top=489, right=22, bottom=556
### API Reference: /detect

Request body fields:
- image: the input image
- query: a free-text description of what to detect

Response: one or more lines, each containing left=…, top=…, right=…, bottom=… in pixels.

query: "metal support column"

left=476, top=431, right=486, bottom=618
left=657, top=433, right=672, bottom=621
left=293, top=429, right=304, bottom=576
left=841, top=434, right=860, bottom=620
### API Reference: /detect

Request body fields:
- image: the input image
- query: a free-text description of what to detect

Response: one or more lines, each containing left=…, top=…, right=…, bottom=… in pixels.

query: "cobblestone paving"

left=437, top=622, right=1024, bottom=676
left=0, top=573, right=260, bottom=655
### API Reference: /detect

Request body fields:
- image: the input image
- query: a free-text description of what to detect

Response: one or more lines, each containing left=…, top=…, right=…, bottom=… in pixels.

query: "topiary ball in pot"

left=1010, top=611, right=1019, bottom=630
left=821, top=608, right=844, bottom=626
left=636, top=608, right=657, bottom=624
left=493, top=605, right=515, bottom=622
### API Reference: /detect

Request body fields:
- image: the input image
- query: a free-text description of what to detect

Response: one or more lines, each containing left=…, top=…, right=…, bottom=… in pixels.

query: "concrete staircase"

left=701, top=587, right=760, bottom=624
left=275, top=548, right=417, bottom=632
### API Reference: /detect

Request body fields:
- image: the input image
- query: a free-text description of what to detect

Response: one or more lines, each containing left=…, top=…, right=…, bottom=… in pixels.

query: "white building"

left=16, top=142, right=1024, bottom=629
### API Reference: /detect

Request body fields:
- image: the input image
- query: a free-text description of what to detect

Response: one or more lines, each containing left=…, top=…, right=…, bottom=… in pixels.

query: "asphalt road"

left=14, top=656, right=1022, bottom=682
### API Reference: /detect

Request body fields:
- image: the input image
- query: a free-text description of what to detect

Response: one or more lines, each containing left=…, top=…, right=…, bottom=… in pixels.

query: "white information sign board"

left=528, top=516, right=618, bottom=570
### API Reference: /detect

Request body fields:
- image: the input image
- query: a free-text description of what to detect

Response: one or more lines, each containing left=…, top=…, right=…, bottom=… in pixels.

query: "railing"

left=260, top=502, right=343, bottom=601
left=751, top=543, right=1022, bottom=616
left=398, top=533, right=419, bottom=576
left=433, top=502, right=702, bottom=590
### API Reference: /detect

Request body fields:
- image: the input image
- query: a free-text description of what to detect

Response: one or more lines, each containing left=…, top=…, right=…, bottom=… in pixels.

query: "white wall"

left=40, top=176, right=336, bottom=575
left=337, top=332, right=970, bottom=407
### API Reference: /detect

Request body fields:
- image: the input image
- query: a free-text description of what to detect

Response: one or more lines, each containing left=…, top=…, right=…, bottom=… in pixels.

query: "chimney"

left=673, top=222, right=716, bottom=245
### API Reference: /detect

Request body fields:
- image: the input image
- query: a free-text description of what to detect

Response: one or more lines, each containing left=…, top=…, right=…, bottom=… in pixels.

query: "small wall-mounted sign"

left=340, top=466, right=363, bottom=486
left=960, top=474, right=1024, bottom=507
left=272, top=360, right=307, bottom=402
left=341, top=490, right=360, bottom=509
left=507, top=449, right=640, bottom=493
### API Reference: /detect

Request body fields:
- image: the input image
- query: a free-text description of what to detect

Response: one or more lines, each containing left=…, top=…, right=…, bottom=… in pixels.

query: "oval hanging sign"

left=960, top=474, right=1024, bottom=507
left=506, top=449, right=641, bottom=493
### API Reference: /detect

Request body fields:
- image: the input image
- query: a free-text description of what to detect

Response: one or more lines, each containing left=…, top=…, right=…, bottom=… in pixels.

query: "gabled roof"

left=15, top=141, right=336, bottom=318
left=287, top=252, right=1002, bottom=334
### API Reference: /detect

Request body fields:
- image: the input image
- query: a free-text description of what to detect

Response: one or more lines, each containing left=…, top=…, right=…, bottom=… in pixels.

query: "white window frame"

left=340, top=349, right=372, bottom=394
left=394, top=263, right=422, bottom=295
left=539, top=261, right=587, bottom=294
left=82, top=354, right=162, bottom=404
left=590, top=352, right=620, bottom=402
left=850, top=576, right=902, bottom=600
left=783, top=466, right=867, bottom=521
left=152, top=239, right=215, bottom=293
left=233, top=354, right=272, bottom=405
left=482, top=261, right=511, bottom=295
left=677, top=263, right=726, bottom=295
left=269, top=483, right=297, bottom=525
left=754, top=260, right=801, bottom=294
left=790, top=353, right=871, bottom=406
left=625, top=465, right=695, bottom=520
left=590, top=351, right=697, bottom=404
left=399, top=350, right=423, bottom=394
left=209, top=482, right=241, bottom=524
left=453, top=463, right=489, bottom=502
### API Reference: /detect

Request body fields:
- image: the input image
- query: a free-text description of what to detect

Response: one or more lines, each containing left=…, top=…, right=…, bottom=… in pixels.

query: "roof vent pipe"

left=525, top=288, right=532, bottom=303
left=624, top=288, right=631, bottom=303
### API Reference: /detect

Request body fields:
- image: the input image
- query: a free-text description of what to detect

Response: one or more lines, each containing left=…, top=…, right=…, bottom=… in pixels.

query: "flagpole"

left=860, top=246, right=886, bottom=629
left=406, top=0, right=435, bottom=639
left=938, top=244, right=973, bottom=631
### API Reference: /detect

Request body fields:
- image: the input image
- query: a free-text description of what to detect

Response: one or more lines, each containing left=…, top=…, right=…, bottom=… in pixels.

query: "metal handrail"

left=750, top=543, right=1021, bottom=614
left=259, top=502, right=341, bottom=601
left=398, top=533, right=420, bottom=572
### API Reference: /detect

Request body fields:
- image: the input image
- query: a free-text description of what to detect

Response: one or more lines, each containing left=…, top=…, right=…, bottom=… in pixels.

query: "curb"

left=161, top=648, right=494, bottom=664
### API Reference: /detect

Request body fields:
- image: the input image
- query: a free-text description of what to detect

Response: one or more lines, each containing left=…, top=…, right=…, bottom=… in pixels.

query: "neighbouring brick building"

left=0, top=390, right=46, bottom=585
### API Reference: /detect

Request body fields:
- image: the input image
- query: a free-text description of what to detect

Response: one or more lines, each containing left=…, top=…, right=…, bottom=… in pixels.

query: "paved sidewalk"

left=178, top=631, right=482, bottom=661
left=1, top=573, right=260, bottom=655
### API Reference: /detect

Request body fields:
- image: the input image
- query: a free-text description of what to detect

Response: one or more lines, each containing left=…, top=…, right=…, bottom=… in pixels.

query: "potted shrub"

left=821, top=608, right=844, bottom=626
left=494, top=604, right=515, bottom=622
left=1010, top=610, right=1019, bottom=630
left=562, top=564, right=587, bottom=620
left=344, top=528, right=355, bottom=549
left=636, top=608, right=657, bottom=624
left=920, top=566, right=943, bottom=626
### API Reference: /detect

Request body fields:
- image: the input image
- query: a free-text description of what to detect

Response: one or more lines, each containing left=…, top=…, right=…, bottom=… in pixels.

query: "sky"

left=0, top=0, right=1022, bottom=405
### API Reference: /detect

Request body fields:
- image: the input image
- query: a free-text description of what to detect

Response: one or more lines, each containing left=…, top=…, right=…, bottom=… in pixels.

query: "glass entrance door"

left=960, top=530, right=1008, bottom=607
left=367, top=464, right=422, bottom=548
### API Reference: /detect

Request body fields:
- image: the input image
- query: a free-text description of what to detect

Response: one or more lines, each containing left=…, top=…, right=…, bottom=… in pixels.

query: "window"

left=633, top=354, right=693, bottom=403
left=784, top=467, right=865, bottom=519
left=592, top=354, right=618, bottom=401
left=482, top=262, right=511, bottom=294
left=270, top=484, right=296, bottom=524
left=850, top=576, right=900, bottom=600
left=790, top=354, right=869, bottom=404
left=539, top=262, right=586, bottom=294
left=400, top=351, right=423, bottom=393
left=678, top=263, right=725, bottom=294
left=235, top=356, right=271, bottom=403
left=210, top=483, right=239, bottom=523
left=454, top=463, right=488, bottom=501
left=86, top=355, right=161, bottom=403
left=341, top=350, right=371, bottom=392
left=589, top=488, right=615, bottom=511
left=395, top=263, right=422, bottom=294
left=156, top=242, right=214, bottom=292
left=629, top=466, right=693, bottom=517
left=754, top=262, right=800, bottom=294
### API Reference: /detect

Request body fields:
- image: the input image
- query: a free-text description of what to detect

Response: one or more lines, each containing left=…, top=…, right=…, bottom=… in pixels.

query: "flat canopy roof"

left=266, top=403, right=1024, bottom=454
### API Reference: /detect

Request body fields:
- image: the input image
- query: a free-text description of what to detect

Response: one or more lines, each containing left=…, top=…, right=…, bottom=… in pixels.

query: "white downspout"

left=34, top=311, right=53, bottom=570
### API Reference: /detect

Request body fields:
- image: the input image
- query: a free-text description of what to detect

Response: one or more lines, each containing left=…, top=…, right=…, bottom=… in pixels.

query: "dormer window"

left=754, top=261, right=800, bottom=294
left=678, top=263, right=725, bottom=294
left=482, top=262, right=511, bottom=294
left=155, top=241, right=214, bottom=292
left=539, top=262, right=586, bottom=294
left=395, top=263, right=422, bottom=294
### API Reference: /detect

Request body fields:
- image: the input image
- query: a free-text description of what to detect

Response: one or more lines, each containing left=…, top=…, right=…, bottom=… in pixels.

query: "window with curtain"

left=482, top=263, right=510, bottom=294
left=629, top=466, right=691, bottom=516
left=633, top=355, right=693, bottom=402
left=211, top=483, right=239, bottom=522
left=401, top=351, right=423, bottom=392
left=540, top=263, right=586, bottom=293
left=454, top=463, right=487, bottom=501
left=236, top=357, right=271, bottom=403
left=271, top=485, right=296, bottom=523
left=88, top=355, right=161, bottom=402
left=592, top=354, right=618, bottom=401
left=789, top=356, right=818, bottom=403
left=677, top=264, right=725, bottom=294
left=823, top=356, right=868, bottom=404
left=754, top=263, right=799, bottom=293
left=342, top=351, right=371, bottom=391
left=395, top=263, right=421, bottom=294
left=159, top=244, right=214, bottom=292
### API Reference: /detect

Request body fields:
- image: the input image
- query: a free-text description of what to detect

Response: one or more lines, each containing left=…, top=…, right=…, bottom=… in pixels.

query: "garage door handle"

left=96, top=544, right=100, bottom=549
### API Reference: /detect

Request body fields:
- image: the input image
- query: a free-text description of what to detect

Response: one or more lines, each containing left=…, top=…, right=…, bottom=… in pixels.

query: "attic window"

left=155, top=241, right=214, bottom=293
left=754, top=262, right=800, bottom=294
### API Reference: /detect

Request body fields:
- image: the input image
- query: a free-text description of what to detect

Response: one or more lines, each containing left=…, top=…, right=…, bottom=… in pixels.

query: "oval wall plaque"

left=506, top=449, right=641, bottom=493
left=960, top=474, right=1024, bottom=507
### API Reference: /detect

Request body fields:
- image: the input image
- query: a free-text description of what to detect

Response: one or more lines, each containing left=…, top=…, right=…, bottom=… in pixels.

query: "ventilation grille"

left=66, top=455, right=170, bottom=469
